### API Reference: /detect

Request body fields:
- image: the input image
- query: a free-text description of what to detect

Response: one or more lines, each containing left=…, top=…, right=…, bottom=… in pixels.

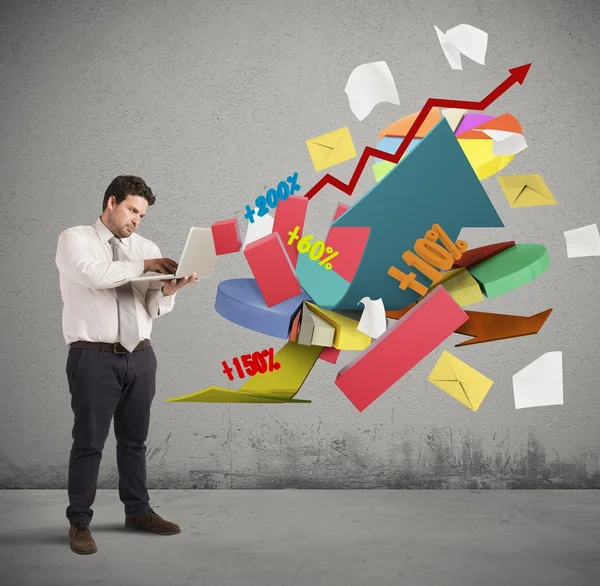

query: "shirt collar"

left=93, top=217, right=130, bottom=247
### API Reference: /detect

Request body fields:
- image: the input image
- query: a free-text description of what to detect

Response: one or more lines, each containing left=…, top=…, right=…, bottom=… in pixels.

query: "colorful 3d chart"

left=455, top=113, right=496, bottom=135
left=296, top=118, right=504, bottom=311
left=211, top=218, right=242, bottom=255
left=428, top=267, right=484, bottom=307
left=273, top=195, right=309, bottom=267
left=334, top=287, right=468, bottom=411
left=244, top=232, right=302, bottom=306
left=469, top=243, right=550, bottom=299
left=453, top=241, right=516, bottom=269
left=455, top=308, right=553, bottom=347
left=215, top=278, right=311, bottom=338
left=306, top=302, right=371, bottom=350
left=166, top=342, right=322, bottom=403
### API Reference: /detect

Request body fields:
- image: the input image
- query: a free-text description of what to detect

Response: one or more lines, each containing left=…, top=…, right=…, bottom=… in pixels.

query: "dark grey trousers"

left=65, top=344, right=157, bottom=524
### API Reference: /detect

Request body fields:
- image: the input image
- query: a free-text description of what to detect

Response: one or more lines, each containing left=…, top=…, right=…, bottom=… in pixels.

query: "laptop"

left=131, top=227, right=217, bottom=282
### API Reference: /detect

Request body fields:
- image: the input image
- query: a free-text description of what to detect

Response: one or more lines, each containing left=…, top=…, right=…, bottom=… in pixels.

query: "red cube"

left=244, top=232, right=302, bottom=307
left=211, top=218, right=242, bottom=255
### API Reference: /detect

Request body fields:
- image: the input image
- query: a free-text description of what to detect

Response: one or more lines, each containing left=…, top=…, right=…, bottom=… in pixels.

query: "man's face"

left=105, top=194, right=148, bottom=238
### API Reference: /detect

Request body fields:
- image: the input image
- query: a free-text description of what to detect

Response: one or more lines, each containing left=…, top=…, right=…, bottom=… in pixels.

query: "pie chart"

left=373, top=108, right=524, bottom=181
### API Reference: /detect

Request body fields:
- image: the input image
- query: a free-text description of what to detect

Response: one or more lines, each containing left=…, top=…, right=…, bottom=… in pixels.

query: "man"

left=55, top=175, right=197, bottom=555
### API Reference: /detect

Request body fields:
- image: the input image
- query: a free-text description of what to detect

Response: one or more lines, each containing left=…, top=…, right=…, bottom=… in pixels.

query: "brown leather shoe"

left=125, top=508, right=181, bottom=535
left=69, top=522, right=97, bottom=555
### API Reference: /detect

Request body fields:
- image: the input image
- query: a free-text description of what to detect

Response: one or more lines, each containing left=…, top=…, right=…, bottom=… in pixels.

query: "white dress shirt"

left=55, top=217, right=177, bottom=345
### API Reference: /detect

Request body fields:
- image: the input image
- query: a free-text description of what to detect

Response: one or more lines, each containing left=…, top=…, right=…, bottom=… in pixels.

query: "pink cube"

left=211, top=218, right=242, bottom=255
left=319, top=347, right=341, bottom=364
left=335, top=287, right=468, bottom=411
left=243, top=232, right=302, bottom=307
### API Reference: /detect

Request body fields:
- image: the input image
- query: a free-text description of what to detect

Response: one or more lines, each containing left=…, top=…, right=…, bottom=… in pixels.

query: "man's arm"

left=55, top=230, right=144, bottom=289
left=145, top=243, right=177, bottom=318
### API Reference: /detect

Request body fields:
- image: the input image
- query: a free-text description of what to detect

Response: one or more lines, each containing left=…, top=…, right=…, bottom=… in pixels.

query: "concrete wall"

left=1, top=0, right=599, bottom=489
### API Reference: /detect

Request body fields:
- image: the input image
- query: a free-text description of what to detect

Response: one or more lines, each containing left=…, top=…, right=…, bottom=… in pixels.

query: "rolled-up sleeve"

left=55, top=230, right=144, bottom=289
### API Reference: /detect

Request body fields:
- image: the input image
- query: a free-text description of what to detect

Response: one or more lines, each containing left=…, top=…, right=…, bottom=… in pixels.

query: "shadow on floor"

left=0, top=522, right=128, bottom=547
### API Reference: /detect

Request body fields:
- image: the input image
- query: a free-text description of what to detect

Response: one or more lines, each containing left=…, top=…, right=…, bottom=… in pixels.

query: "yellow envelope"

left=428, top=350, right=493, bottom=411
left=497, top=174, right=557, bottom=208
left=306, top=126, right=357, bottom=172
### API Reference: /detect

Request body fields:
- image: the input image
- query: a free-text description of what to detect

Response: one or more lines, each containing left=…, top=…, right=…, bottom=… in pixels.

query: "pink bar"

left=243, top=232, right=302, bottom=307
left=211, top=218, right=242, bottom=255
left=335, top=287, right=468, bottom=411
left=319, top=347, right=341, bottom=364
left=273, top=196, right=309, bottom=268
left=332, top=203, right=350, bottom=221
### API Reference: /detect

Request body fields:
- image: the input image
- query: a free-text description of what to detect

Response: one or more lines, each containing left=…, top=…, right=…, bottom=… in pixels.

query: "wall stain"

left=180, top=429, right=600, bottom=490
left=0, top=449, right=39, bottom=487
left=148, top=432, right=172, bottom=463
left=2, top=429, right=599, bottom=489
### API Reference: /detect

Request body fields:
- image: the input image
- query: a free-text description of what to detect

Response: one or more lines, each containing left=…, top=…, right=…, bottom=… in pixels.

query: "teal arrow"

left=296, top=118, right=505, bottom=310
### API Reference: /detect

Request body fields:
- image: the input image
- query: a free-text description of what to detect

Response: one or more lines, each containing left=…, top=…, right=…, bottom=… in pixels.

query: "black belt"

left=69, top=340, right=151, bottom=354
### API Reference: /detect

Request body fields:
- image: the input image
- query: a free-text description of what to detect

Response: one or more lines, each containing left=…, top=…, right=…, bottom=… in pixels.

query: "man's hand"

left=161, top=273, right=200, bottom=296
left=144, top=258, right=178, bottom=275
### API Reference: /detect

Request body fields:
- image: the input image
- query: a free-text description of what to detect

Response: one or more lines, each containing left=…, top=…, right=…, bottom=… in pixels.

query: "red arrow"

left=304, top=64, right=532, bottom=201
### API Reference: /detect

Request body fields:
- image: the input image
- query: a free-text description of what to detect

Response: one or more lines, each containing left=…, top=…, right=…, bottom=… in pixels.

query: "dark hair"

left=102, top=175, right=156, bottom=211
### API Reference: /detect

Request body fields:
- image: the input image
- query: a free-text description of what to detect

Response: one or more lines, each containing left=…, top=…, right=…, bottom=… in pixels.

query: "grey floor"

left=0, top=490, right=599, bottom=586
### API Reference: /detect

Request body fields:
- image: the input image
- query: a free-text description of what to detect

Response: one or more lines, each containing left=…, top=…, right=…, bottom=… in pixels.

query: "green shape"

left=469, top=243, right=550, bottom=299
left=372, top=160, right=396, bottom=182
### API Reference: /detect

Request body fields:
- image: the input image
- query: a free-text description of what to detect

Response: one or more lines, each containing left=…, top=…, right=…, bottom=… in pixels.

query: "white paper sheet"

left=564, top=223, right=600, bottom=258
left=242, top=208, right=274, bottom=250
left=476, top=129, right=528, bottom=156
left=512, top=351, right=563, bottom=409
left=357, top=297, right=387, bottom=339
left=344, top=61, right=401, bottom=121
left=434, top=24, right=488, bottom=70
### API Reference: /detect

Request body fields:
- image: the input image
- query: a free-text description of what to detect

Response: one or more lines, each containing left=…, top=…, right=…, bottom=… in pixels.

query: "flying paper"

left=564, top=224, right=600, bottom=258
left=477, top=129, right=527, bottom=156
left=434, top=24, right=488, bottom=70
left=242, top=209, right=274, bottom=250
left=344, top=61, right=401, bottom=121
left=512, top=351, right=563, bottom=409
left=357, top=297, right=387, bottom=338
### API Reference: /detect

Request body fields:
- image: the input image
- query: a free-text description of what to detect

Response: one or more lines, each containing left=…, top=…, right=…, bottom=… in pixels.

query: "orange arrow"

left=454, top=308, right=552, bottom=347
left=385, top=303, right=417, bottom=320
